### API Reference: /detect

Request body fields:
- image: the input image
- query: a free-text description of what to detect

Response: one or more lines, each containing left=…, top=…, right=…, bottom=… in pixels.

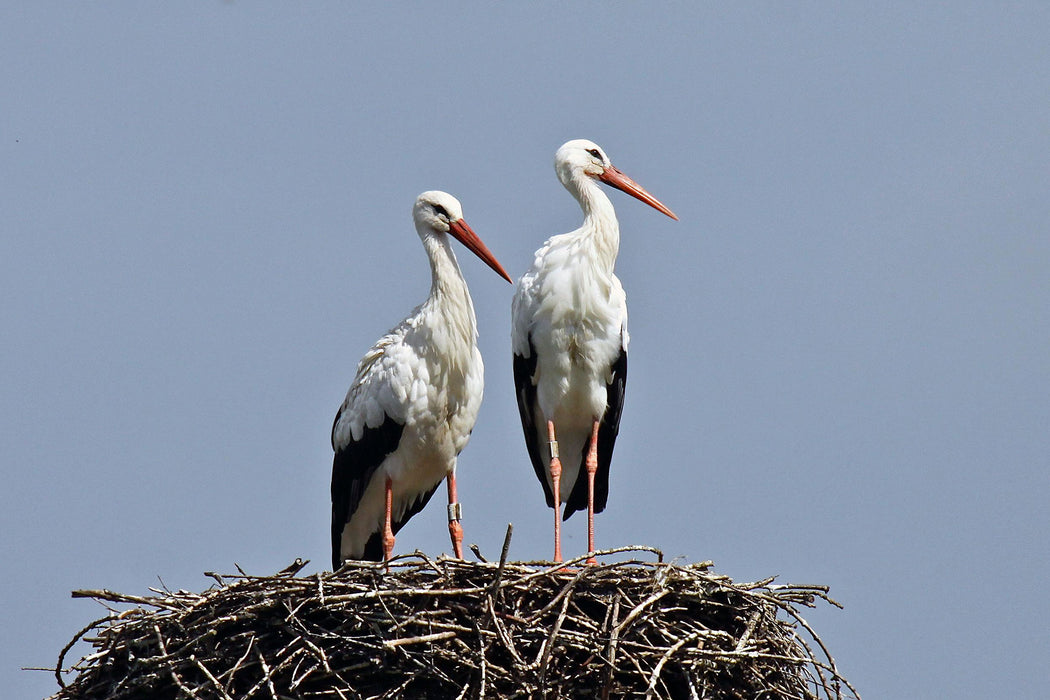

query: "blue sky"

left=2, top=4, right=1048, bottom=698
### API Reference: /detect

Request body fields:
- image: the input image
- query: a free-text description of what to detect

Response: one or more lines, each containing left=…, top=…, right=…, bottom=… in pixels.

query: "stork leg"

left=446, top=471, right=464, bottom=559
left=585, top=420, right=600, bottom=565
left=382, top=476, right=395, bottom=571
left=548, top=420, right=563, bottom=563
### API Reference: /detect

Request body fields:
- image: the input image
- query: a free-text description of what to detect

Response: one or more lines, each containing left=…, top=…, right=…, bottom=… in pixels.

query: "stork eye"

left=587, top=148, right=602, bottom=159
left=433, top=205, right=449, bottom=218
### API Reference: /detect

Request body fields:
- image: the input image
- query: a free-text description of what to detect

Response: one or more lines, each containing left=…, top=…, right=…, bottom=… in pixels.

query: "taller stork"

left=331, top=191, right=511, bottom=570
left=511, top=140, right=678, bottom=562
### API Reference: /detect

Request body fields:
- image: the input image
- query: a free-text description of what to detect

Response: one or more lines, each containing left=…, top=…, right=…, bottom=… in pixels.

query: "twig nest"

left=50, top=547, right=858, bottom=699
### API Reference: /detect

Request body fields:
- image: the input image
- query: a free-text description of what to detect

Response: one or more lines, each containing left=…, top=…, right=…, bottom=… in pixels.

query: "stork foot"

left=446, top=474, right=464, bottom=559
left=383, top=476, right=395, bottom=571
left=448, top=504, right=464, bottom=559
left=548, top=421, right=564, bottom=563
left=585, top=419, right=600, bottom=565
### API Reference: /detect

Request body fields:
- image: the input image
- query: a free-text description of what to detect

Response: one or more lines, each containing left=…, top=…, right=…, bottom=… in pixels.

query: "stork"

left=331, top=191, right=511, bottom=570
left=511, top=140, right=678, bottom=563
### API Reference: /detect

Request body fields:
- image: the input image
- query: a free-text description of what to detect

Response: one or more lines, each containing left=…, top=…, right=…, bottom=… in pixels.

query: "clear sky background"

left=2, top=4, right=1048, bottom=698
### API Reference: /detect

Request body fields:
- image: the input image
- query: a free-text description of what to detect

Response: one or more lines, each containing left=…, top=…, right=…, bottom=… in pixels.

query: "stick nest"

left=49, top=545, right=858, bottom=699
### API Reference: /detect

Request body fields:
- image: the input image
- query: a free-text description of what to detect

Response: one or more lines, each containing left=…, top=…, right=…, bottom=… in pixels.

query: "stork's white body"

left=511, top=140, right=677, bottom=561
left=511, top=198, right=628, bottom=499
left=331, top=192, right=510, bottom=569
left=333, top=274, right=483, bottom=558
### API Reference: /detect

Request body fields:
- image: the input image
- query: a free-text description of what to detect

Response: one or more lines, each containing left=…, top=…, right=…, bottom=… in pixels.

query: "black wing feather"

left=330, top=412, right=404, bottom=570
left=514, top=338, right=555, bottom=507
left=564, top=343, right=627, bottom=520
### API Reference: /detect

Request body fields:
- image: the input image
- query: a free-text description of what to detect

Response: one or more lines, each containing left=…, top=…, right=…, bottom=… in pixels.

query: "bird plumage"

left=331, top=191, right=510, bottom=570
left=511, top=140, right=677, bottom=559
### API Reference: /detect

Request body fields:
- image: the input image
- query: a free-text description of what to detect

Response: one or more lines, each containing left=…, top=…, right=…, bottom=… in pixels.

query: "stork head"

left=414, top=191, right=512, bottom=282
left=554, top=139, right=678, bottom=221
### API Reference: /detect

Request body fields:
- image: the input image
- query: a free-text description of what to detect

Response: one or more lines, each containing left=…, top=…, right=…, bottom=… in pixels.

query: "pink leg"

left=446, top=471, right=464, bottom=559
left=585, top=420, right=600, bottom=565
left=382, top=476, right=395, bottom=571
left=548, top=420, right=563, bottom=563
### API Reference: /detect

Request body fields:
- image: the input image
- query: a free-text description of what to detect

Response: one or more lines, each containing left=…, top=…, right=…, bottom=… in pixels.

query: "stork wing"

left=513, top=337, right=555, bottom=508
left=564, top=342, right=627, bottom=520
left=330, top=411, right=404, bottom=570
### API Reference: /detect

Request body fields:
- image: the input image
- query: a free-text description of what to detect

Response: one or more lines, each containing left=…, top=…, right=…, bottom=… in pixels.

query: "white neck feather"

left=566, top=172, right=620, bottom=273
left=421, top=233, right=478, bottom=340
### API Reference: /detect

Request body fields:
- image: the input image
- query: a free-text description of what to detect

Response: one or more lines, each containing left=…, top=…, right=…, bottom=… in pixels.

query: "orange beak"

left=598, top=165, right=679, bottom=221
left=448, top=218, right=513, bottom=283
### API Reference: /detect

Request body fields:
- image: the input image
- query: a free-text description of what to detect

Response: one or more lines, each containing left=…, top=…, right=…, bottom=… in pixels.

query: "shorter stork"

left=331, top=191, right=511, bottom=570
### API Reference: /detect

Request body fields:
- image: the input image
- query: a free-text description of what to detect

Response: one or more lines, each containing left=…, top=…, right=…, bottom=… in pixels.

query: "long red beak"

left=598, top=165, right=679, bottom=221
left=448, top=218, right=513, bottom=283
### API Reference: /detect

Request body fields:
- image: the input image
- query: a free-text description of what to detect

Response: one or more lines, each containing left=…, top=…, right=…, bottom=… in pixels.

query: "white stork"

left=331, top=191, right=511, bottom=570
left=511, top=140, right=678, bottom=562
